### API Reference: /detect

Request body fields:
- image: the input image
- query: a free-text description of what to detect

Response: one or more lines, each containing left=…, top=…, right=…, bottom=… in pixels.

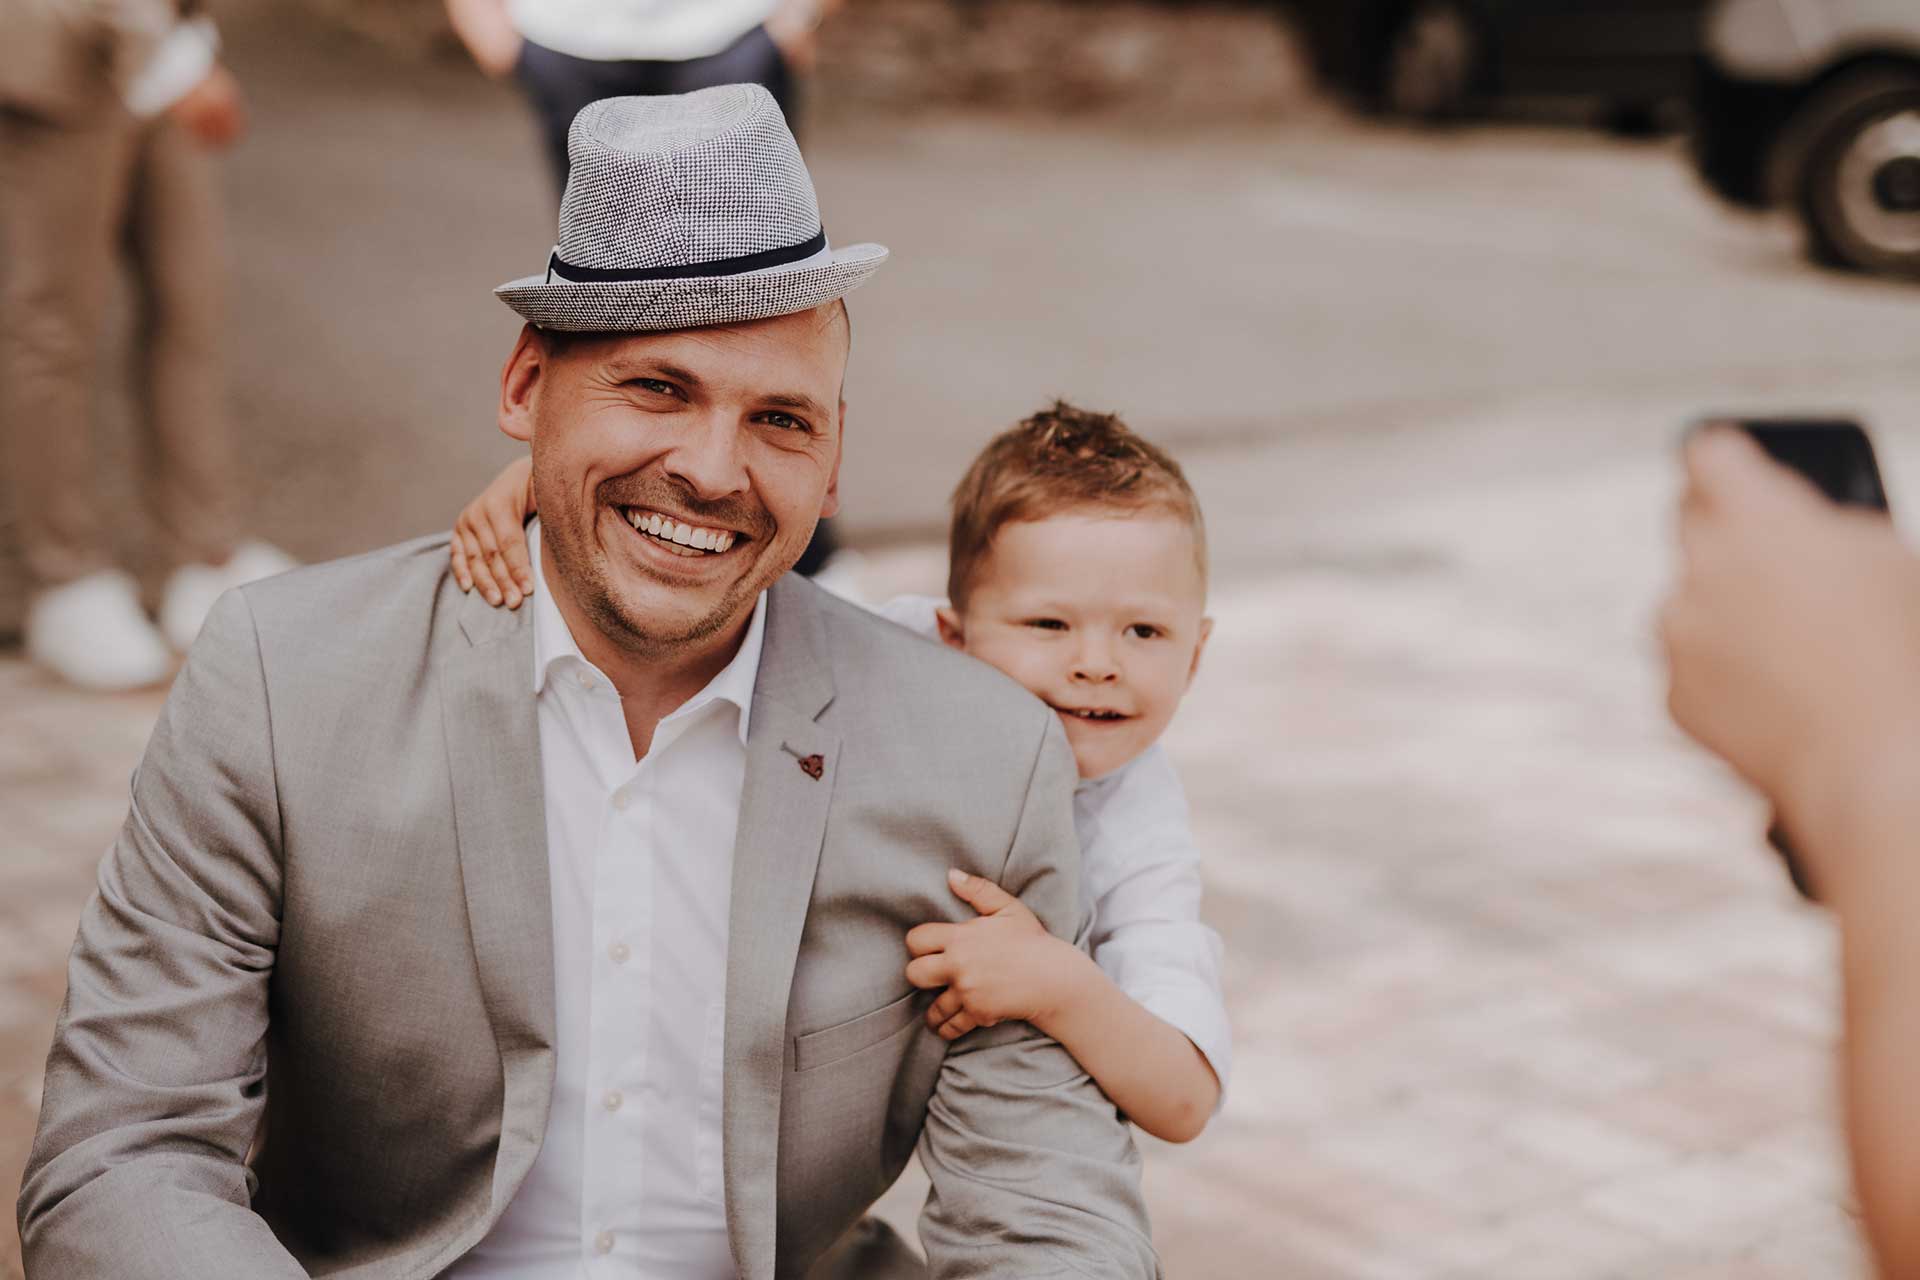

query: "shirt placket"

left=580, top=675, right=655, bottom=1270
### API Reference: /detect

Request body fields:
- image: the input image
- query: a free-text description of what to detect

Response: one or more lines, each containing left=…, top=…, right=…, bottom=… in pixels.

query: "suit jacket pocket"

left=793, top=990, right=924, bottom=1073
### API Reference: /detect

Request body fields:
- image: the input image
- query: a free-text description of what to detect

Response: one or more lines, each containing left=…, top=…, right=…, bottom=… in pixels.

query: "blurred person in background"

left=445, top=0, right=844, bottom=191
left=0, top=0, right=294, bottom=691
left=1664, top=426, right=1920, bottom=1277
left=444, top=0, right=849, bottom=579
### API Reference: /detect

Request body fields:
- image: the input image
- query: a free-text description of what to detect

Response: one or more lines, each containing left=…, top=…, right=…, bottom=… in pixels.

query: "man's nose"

left=662, top=409, right=750, bottom=500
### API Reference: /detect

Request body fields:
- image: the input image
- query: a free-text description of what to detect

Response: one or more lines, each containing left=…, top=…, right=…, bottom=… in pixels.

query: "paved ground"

left=8, top=3, right=1920, bottom=1275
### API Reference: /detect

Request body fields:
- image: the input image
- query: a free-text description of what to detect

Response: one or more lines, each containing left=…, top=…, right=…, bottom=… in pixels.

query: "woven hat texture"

left=496, top=85, right=887, bottom=332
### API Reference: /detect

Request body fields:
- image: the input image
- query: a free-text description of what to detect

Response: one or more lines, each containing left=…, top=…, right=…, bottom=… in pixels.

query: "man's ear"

left=934, top=604, right=967, bottom=652
left=1187, top=616, right=1214, bottom=687
left=499, top=325, right=547, bottom=444
left=818, top=398, right=847, bottom=520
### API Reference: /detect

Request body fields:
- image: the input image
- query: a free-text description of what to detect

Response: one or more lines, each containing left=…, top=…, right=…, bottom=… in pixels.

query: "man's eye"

left=759, top=412, right=808, bottom=432
left=1025, top=618, right=1068, bottom=631
left=628, top=378, right=677, bottom=396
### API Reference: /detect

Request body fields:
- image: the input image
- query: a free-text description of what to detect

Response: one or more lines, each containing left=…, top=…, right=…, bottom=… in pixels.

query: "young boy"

left=451, top=400, right=1230, bottom=1141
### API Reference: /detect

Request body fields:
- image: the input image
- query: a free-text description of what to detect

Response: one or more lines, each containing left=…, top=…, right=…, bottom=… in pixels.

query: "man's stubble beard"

left=538, top=472, right=798, bottom=664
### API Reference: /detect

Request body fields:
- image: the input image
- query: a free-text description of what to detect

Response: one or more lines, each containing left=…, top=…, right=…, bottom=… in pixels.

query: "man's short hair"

left=946, top=400, right=1207, bottom=610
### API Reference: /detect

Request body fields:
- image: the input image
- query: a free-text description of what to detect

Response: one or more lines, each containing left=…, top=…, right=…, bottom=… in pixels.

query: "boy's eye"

left=1024, top=618, right=1068, bottom=631
left=1127, top=624, right=1164, bottom=640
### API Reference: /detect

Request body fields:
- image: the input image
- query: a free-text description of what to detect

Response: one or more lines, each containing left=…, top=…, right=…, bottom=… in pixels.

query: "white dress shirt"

left=508, top=0, right=779, bottom=63
left=876, top=596, right=1232, bottom=1101
left=450, top=521, right=766, bottom=1279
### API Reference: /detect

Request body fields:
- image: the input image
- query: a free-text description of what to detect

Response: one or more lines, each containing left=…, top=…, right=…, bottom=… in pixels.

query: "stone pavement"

left=3, top=397, right=1892, bottom=1276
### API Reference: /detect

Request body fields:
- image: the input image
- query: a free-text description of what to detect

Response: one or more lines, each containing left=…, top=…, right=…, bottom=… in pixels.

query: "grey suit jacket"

left=16, top=535, right=1159, bottom=1279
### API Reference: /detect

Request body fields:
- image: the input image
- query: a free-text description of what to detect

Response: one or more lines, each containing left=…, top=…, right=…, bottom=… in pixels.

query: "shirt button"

left=576, top=671, right=594, bottom=691
left=593, top=1230, right=614, bottom=1255
left=609, top=942, right=630, bottom=965
left=603, top=1089, right=623, bottom=1112
left=612, top=788, right=630, bottom=811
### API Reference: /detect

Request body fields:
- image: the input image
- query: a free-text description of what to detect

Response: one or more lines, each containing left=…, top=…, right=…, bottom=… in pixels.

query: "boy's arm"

left=910, top=745, right=1232, bottom=1142
left=913, top=874, right=1221, bottom=1143
left=912, top=718, right=1159, bottom=1278
left=1041, top=959, right=1221, bottom=1144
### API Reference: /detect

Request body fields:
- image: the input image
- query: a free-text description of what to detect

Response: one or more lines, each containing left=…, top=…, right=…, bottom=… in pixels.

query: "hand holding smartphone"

left=1687, top=416, right=1893, bottom=902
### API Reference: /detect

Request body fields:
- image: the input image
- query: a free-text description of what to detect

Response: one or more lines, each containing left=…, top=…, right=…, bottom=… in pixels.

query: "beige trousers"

left=0, top=101, right=239, bottom=591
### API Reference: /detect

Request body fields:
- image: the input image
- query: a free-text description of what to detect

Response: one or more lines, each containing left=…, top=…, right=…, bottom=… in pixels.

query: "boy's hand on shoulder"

left=905, top=869, right=1093, bottom=1041
left=451, top=455, right=536, bottom=608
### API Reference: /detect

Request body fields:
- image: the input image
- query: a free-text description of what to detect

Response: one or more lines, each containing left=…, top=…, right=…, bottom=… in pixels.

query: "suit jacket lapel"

left=439, top=587, right=556, bottom=1214
left=724, top=576, right=840, bottom=1280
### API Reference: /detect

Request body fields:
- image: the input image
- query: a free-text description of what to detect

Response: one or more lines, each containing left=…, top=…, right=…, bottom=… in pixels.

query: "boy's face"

left=939, top=510, right=1212, bottom=781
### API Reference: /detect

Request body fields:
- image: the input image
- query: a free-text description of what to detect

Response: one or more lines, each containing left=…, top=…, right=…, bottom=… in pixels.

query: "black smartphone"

left=1691, top=416, right=1891, bottom=902
left=1692, top=416, right=1889, bottom=512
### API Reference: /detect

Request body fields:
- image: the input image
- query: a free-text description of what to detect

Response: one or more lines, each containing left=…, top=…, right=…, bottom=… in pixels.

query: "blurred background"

left=7, top=0, right=1920, bottom=1274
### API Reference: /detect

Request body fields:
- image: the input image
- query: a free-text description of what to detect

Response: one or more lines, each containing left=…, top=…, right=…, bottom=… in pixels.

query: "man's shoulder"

left=801, top=580, right=1052, bottom=738
left=236, top=533, right=453, bottom=617
left=233, top=533, right=474, bottom=666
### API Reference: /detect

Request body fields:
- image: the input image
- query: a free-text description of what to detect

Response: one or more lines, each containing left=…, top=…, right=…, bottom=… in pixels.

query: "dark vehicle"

left=1292, top=0, right=1711, bottom=122
left=1693, top=0, right=1920, bottom=277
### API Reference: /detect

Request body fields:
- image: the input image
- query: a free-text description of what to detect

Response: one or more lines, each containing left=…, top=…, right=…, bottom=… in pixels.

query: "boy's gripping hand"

left=451, top=455, right=537, bottom=609
left=906, top=868, right=1093, bottom=1041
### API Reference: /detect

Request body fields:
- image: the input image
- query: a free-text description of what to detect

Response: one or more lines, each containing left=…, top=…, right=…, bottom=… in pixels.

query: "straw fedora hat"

left=495, top=85, right=887, bottom=332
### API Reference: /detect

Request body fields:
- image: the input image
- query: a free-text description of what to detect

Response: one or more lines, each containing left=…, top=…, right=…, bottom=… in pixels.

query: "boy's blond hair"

left=946, top=400, right=1207, bottom=610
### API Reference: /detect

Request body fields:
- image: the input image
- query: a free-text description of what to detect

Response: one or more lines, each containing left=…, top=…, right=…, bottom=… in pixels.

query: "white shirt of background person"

left=509, top=0, right=778, bottom=64
left=449, top=520, right=765, bottom=1278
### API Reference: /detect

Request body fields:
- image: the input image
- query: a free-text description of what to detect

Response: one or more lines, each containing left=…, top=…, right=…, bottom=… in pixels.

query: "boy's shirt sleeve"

left=1077, top=745, right=1233, bottom=1108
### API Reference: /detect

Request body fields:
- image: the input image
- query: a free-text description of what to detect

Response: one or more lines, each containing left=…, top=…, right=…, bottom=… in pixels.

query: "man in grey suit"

left=16, top=86, right=1157, bottom=1278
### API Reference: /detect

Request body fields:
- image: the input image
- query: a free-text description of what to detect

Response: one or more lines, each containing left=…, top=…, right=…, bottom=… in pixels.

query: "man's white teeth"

left=623, top=508, right=736, bottom=553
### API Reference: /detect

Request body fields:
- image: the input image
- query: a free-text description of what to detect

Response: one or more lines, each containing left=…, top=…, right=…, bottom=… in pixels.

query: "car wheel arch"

left=1766, top=53, right=1920, bottom=202
left=1767, top=57, right=1920, bottom=274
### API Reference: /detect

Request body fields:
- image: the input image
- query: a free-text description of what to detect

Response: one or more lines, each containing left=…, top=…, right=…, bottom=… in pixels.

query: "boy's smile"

left=938, top=510, right=1212, bottom=781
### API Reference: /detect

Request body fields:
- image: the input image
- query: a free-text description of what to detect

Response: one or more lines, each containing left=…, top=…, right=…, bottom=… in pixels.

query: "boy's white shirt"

left=877, top=594, right=1232, bottom=1104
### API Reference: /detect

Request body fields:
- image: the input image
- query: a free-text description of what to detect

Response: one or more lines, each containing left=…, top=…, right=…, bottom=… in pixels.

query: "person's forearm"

left=445, top=0, right=520, bottom=76
left=1840, top=911, right=1920, bottom=1280
left=1799, top=741, right=1920, bottom=1277
left=1035, top=947, right=1220, bottom=1143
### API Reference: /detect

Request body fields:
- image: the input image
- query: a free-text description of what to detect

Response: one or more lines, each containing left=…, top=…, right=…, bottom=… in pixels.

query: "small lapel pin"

left=782, top=742, right=825, bottom=780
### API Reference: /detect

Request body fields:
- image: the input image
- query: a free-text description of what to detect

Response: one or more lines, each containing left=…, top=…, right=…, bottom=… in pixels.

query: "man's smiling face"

left=501, top=305, right=848, bottom=661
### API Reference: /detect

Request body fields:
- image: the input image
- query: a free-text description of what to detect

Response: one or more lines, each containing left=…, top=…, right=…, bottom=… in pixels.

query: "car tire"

left=1773, top=68, right=1920, bottom=277
left=1379, top=0, right=1481, bottom=122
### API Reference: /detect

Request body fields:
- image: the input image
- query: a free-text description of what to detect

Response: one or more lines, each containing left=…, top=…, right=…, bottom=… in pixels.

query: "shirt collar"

left=528, top=519, right=766, bottom=744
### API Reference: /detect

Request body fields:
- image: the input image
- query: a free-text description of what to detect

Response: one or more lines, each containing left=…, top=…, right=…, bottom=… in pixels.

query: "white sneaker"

left=25, top=570, right=174, bottom=692
left=160, top=540, right=299, bottom=652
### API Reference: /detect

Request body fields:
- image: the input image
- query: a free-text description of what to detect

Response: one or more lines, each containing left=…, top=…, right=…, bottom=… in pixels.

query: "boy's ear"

left=499, top=326, right=547, bottom=444
left=934, top=604, right=967, bottom=652
left=1186, top=616, right=1214, bottom=688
